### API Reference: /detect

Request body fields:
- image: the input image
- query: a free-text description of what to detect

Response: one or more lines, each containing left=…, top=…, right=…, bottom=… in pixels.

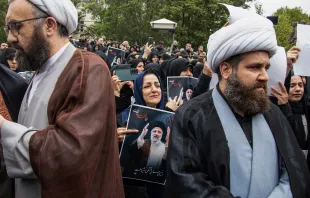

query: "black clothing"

left=166, top=89, right=310, bottom=198
left=0, top=64, right=28, bottom=122
left=217, top=85, right=253, bottom=148
left=193, top=63, right=204, bottom=78
left=145, top=63, right=165, bottom=83
left=192, top=73, right=211, bottom=98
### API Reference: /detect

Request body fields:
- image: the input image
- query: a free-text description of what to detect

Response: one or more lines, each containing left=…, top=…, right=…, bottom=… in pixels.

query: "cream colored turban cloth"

left=28, top=0, right=78, bottom=35
left=207, top=4, right=278, bottom=72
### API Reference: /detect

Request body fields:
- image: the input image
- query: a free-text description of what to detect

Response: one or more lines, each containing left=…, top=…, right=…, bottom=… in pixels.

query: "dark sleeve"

left=278, top=103, right=294, bottom=121
left=165, top=108, right=236, bottom=198
left=192, top=73, right=211, bottom=98
left=115, top=96, right=131, bottom=115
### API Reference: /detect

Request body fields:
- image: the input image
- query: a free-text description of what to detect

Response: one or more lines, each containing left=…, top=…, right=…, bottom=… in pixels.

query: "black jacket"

left=166, top=90, right=310, bottom=198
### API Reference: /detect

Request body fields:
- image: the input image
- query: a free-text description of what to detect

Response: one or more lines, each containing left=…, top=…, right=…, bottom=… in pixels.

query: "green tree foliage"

left=82, top=0, right=253, bottom=48
left=273, top=7, right=309, bottom=50
left=254, top=3, right=264, bottom=15
left=0, top=0, right=9, bottom=42
left=274, top=14, right=293, bottom=51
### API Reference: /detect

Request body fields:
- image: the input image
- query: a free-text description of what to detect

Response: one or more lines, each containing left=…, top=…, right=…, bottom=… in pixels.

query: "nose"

left=7, top=31, right=18, bottom=44
left=258, top=68, right=269, bottom=82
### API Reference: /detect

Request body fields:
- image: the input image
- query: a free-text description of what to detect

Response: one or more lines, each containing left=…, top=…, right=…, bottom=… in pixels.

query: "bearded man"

left=0, top=0, right=124, bottom=198
left=165, top=7, right=310, bottom=198
left=129, top=121, right=169, bottom=171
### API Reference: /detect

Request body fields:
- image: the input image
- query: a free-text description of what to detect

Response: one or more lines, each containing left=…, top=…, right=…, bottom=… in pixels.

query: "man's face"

left=224, top=51, right=270, bottom=115
left=151, top=127, right=163, bottom=144
left=98, top=38, right=103, bottom=44
left=1, top=43, right=8, bottom=50
left=198, top=54, right=204, bottom=62
left=6, top=0, right=50, bottom=71
left=288, top=76, right=304, bottom=102
left=186, top=43, right=191, bottom=50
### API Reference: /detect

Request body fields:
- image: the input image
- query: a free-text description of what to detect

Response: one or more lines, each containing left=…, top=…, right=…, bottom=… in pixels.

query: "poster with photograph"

left=167, top=76, right=198, bottom=103
left=120, top=104, right=175, bottom=185
left=107, top=47, right=125, bottom=66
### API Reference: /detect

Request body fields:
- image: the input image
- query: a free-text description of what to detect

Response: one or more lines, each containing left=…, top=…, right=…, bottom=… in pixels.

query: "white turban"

left=207, top=4, right=278, bottom=72
left=28, top=0, right=78, bottom=35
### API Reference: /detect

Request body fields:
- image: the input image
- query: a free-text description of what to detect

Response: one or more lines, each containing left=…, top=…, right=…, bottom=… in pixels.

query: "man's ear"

left=219, top=62, right=233, bottom=80
left=45, top=17, right=58, bottom=37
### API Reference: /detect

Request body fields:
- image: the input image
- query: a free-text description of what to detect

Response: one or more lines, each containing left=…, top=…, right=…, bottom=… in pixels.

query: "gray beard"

left=151, top=136, right=162, bottom=144
left=224, top=72, right=270, bottom=115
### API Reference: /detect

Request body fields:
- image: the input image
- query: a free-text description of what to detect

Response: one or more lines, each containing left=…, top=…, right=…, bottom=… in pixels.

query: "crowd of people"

left=0, top=0, right=309, bottom=198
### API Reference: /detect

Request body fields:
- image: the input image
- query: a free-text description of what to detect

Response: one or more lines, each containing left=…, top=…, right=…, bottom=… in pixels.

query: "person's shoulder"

left=72, top=49, right=110, bottom=71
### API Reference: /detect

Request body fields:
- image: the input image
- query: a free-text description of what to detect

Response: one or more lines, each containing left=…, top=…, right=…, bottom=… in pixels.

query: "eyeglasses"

left=4, top=16, right=47, bottom=37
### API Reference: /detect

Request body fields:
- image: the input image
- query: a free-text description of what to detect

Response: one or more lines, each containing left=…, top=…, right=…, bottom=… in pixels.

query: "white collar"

left=39, top=42, right=70, bottom=73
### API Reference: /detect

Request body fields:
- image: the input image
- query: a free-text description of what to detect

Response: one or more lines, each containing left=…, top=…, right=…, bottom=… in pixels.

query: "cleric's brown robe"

left=29, top=50, right=124, bottom=198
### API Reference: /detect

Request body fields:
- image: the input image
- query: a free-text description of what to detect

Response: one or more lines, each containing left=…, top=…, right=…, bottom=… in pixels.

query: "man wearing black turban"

left=129, top=121, right=169, bottom=170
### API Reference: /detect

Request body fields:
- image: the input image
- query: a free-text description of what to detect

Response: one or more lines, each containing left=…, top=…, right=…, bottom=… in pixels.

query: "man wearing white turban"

left=166, top=4, right=310, bottom=198
left=1, top=0, right=125, bottom=198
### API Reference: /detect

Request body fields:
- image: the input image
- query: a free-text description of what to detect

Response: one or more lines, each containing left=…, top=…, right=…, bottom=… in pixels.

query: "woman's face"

left=7, top=58, right=17, bottom=71
left=136, top=62, right=144, bottom=74
left=180, top=67, right=193, bottom=77
left=152, top=55, right=158, bottom=63
left=288, top=75, right=304, bottom=102
left=142, top=74, right=162, bottom=108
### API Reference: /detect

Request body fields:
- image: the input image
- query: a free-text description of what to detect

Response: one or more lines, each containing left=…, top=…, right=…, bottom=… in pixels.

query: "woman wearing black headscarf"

left=0, top=47, right=21, bottom=72
left=271, top=71, right=309, bottom=154
left=166, top=58, right=193, bottom=77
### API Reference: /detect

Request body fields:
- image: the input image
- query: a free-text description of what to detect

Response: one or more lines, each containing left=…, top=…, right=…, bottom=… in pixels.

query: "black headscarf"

left=147, top=120, right=167, bottom=141
left=0, top=64, right=28, bottom=122
left=193, top=63, right=204, bottom=78
left=284, top=71, right=309, bottom=149
left=166, top=58, right=192, bottom=77
left=145, top=63, right=165, bottom=82
left=128, top=58, right=144, bottom=69
left=0, top=47, right=16, bottom=68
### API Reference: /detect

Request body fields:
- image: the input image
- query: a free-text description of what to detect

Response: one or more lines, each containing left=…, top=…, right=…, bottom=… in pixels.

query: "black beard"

left=224, top=72, right=270, bottom=115
left=15, top=26, right=50, bottom=71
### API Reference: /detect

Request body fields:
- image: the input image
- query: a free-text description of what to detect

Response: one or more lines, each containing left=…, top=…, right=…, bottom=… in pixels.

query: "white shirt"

left=27, top=42, right=70, bottom=106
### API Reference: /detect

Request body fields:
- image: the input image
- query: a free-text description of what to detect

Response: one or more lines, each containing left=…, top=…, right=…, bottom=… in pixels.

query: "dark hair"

left=217, top=54, right=242, bottom=80
left=31, top=2, right=69, bottom=37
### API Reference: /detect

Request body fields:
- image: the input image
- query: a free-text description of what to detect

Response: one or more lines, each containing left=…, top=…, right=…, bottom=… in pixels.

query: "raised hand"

left=139, top=123, right=149, bottom=140
left=112, top=71, right=128, bottom=97
left=271, top=81, right=289, bottom=105
left=166, top=88, right=183, bottom=112
left=203, top=61, right=212, bottom=77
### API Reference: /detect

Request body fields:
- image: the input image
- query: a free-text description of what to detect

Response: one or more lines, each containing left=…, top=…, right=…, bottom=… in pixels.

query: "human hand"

left=143, top=42, right=153, bottom=58
left=166, top=88, right=183, bottom=112
left=117, top=127, right=139, bottom=142
left=139, top=123, right=149, bottom=139
left=287, top=46, right=301, bottom=65
left=112, top=71, right=127, bottom=97
left=203, top=61, right=212, bottom=77
left=271, top=81, right=289, bottom=105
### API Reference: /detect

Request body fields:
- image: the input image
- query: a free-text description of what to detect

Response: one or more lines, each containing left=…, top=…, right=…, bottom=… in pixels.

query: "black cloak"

left=165, top=89, right=310, bottom=198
